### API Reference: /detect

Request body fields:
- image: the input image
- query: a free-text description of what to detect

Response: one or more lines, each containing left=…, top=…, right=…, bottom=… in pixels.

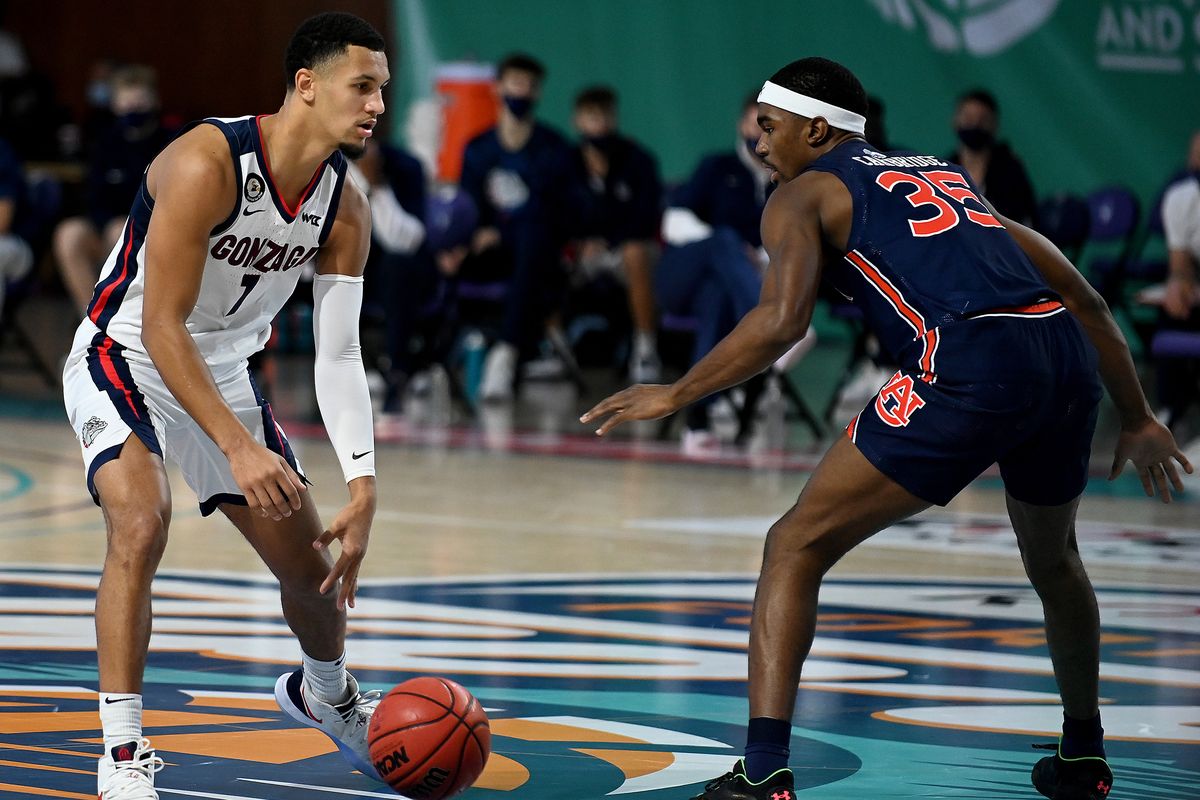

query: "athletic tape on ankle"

left=757, top=82, right=866, bottom=135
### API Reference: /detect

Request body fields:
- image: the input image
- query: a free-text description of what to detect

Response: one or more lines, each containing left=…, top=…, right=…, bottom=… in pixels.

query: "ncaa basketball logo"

left=869, top=0, right=1060, bottom=55
left=244, top=172, right=266, bottom=203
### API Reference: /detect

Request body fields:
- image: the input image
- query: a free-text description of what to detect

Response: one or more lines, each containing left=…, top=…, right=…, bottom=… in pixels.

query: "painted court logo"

left=869, top=0, right=1060, bottom=55
left=0, top=567, right=1195, bottom=798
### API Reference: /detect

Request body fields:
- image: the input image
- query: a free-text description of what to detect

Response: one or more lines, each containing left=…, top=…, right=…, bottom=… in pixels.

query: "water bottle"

left=462, top=329, right=487, bottom=406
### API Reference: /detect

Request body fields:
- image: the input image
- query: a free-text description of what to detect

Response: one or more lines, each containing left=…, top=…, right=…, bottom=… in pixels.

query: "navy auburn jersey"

left=807, top=141, right=1060, bottom=383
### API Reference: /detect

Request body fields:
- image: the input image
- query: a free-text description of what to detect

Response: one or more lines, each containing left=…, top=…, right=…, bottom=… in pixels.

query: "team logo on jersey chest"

left=244, top=173, right=265, bottom=203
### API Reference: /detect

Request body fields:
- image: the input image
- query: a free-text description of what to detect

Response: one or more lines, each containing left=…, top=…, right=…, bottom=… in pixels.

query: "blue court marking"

left=0, top=462, right=32, bottom=504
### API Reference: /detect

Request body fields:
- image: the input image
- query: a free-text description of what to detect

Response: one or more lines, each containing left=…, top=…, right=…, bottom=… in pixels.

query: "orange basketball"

left=367, top=676, right=490, bottom=798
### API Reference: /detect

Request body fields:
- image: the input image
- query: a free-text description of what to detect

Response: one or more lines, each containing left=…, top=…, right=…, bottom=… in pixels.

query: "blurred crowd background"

left=1, top=0, right=1197, bottom=454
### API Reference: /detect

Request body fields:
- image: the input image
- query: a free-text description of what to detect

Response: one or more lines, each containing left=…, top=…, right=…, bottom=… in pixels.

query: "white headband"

left=757, top=81, right=866, bottom=135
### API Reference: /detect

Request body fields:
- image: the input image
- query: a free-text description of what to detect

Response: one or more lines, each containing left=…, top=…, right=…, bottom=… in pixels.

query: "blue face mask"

left=503, top=95, right=534, bottom=119
left=87, top=81, right=111, bottom=109
left=118, top=110, right=154, bottom=130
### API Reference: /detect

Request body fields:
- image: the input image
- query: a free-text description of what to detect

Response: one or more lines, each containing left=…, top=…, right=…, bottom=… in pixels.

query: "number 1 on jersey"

left=226, top=273, right=261, bottom=316
left=876, top=170, right=1003, bottom=237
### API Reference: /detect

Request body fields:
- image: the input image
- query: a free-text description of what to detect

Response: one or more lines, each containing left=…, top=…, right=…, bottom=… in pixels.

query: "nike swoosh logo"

left=352, top=450, right=373, bottom=460
left=242, top=207, right=266, bottom=216
left=104, top=696, right=136, bottom=704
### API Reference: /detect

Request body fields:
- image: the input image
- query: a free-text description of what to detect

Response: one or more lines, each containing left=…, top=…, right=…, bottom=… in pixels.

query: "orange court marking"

left=0, top=741, right=97, bottom=758
left=185, top=695, right=281, bottom=712
left=490, top=719, right=644, bottom=744
left=87, top=728, right=337, bottom=763
left=0, top=709, right=268, bottom=734
left=0, top=758, right=93, bottom=775
left=574, top=748, right=675, bottom=779
left=0, top=783, right=91, bottom=799
left=473, top=752, right=531, bottom=790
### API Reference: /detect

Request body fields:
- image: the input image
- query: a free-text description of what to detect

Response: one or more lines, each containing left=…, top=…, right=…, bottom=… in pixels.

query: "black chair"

left=1035, top=193, right=1090, bottom=263
left=1083, top=186, right=1141, bottom=307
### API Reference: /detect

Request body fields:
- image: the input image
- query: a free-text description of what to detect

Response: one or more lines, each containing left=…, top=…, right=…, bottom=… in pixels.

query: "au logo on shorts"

left=244, top=173, right=265, bottom=203
left=80, top=416, right=108, bottom=448
left=874, top=371, right=926, bottom=427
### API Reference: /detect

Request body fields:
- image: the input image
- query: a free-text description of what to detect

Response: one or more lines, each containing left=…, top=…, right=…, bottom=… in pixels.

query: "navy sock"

left=1061, top=711, right=1104, bottom=759
left=744, top=716, right=791, bottom=782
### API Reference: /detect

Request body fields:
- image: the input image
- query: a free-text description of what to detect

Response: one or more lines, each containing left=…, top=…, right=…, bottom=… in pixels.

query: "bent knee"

left=763, top=513, right=842, bottom=570
left=103, top=508, right=170, bottom=567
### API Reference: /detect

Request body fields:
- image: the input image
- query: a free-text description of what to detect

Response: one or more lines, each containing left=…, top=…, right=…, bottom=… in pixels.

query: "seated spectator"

left=946, top=88, right=1035, bottom=226
left=449, top=53, right=573, bottom=402
left=568, top=85, right=663, bottom=383
left=345, top=137, right=436, bottom=410
left=1156, top=130, right=1200, bottom=436
left=52, top=65, right=175, bottom=313
left=655, top=94, right=771, bottom=445
left=0, top=135, right=32, bottom=322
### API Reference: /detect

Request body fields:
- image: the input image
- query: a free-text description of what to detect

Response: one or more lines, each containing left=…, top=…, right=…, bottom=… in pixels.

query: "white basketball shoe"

left=97, top=738, right=163, bottom=799
left=274, top=668, right=382, bottom=782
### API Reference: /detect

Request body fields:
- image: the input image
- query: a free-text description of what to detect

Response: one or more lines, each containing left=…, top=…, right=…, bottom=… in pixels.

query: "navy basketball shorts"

left=846, top=313, right=1103, bottom=507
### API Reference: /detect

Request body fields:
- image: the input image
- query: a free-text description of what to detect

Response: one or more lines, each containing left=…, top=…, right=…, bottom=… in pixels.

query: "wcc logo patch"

left=243, top=172, right=265, bottom=203
left=80, top=416, right=108, bottom=448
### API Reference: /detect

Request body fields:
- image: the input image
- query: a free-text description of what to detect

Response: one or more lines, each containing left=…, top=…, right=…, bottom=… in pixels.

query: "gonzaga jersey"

left=809, top=142, right=1058, bottom=383
left=81, top=115, right=347, bottom=367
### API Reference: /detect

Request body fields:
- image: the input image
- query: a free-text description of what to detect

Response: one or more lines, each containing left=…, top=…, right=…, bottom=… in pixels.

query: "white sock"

left=302, top=651, right=349, bottom=704
left=99, top=693, right=143, bottom=758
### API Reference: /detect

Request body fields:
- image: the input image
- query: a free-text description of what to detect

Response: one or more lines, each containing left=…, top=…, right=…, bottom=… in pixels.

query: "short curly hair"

left=284, top=12, right=386, bottom=90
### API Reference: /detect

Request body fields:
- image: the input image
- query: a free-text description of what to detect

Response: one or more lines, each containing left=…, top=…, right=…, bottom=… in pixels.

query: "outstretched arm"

left=311, top=179, right=376, bottom=609
left=997, top=210, right=1192, bottom=500
left=142, top=127, right=305, bottom=520
left=581, top=172, right=833, bottom=435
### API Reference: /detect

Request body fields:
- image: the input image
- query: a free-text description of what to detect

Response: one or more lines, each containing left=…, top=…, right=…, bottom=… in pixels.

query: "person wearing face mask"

left=655, top=93, right=814, bottom=450
left=52, top=65, right=176, bottom=314
left=1154, top=130, right=1200, bottom=444
left=946, top=88, right=1036, bottom=226
left=450, top=52, right=573, bottom=402
left=567, top=85, right=663, bottom=383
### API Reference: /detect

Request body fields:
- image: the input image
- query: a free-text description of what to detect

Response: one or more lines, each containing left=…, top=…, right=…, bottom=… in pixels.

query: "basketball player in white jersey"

left=61, top=13, right=388, bottom=798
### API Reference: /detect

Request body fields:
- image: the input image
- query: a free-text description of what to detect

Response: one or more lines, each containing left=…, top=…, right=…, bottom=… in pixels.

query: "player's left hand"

left=313, top=500, right=373, bottom=609
left=1109, top=417, right=1194, bottom=503
left=580, top=384, right=679, bottom=436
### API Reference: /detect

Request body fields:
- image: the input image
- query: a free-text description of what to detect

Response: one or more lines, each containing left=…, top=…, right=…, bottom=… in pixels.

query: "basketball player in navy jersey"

left=583, top=58, right=1191, bottom=800
left=61, top=13, right=389, bottom=798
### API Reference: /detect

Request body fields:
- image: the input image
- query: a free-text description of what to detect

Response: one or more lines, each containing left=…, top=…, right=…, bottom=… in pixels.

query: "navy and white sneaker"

left=274, top=669, right=382, bottom=781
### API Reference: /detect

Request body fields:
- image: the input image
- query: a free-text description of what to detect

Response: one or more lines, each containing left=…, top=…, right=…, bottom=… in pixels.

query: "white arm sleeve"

left=313, top=274, right=375, bottom=482
left=662, top=206, right=713, bottom=246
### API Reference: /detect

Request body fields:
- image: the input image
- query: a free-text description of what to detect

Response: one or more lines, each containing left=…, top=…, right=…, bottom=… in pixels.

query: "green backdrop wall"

left=392, top=0, right=1199, bottom=208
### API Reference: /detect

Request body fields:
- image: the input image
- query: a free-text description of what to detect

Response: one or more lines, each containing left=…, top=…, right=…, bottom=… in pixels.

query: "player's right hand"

left=581, top=384, right=679, bottom=437
left=227, top=441, right=306, bottom=520
left=1109, top=417, right=1193, bottom=503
